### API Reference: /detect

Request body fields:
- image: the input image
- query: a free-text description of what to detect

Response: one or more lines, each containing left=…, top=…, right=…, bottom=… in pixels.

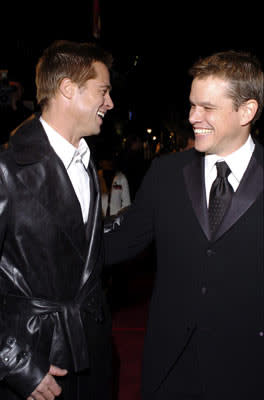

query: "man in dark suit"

left=104, top=51, right=264, bottom=399
left=0, top=41, right=114, bottom=400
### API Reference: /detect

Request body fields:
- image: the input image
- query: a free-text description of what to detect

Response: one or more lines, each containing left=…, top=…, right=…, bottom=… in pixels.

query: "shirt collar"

left=205, top=135, right=255, bottom=183
left=40, top=116, right=90, bottom=170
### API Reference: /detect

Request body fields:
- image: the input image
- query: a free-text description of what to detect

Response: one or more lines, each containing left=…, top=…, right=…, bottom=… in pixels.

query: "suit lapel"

left=213, top=143, right=264, bottom=241
left=183, top=152, right=210, bottom=240
left=183, top=143, right=264, bottom=242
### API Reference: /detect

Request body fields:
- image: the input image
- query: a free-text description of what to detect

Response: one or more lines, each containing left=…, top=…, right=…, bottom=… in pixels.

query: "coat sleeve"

left=0, top=175, right=49, bottom=397
left=104, top=158, right=158, bottom=265
left=0, top=335, right=49, bottom=398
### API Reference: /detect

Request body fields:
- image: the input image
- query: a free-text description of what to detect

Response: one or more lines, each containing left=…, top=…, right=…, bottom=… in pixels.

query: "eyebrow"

left=99, top=83, right=112, bottom=91
left=189, top=99, right=216, bottom=108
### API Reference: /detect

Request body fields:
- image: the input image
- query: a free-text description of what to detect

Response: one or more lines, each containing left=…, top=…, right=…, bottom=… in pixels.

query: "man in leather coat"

left=0, top=41, right=114, bottom=400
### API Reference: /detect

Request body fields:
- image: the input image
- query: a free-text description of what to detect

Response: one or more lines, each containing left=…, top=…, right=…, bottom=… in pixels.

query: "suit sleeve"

left=104, top=158, right=158, bottom=265
left=0, top=175, right=49, bottom=397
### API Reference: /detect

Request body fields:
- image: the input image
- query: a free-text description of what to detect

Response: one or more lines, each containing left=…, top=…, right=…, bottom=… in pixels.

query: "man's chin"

left=194, top=142, right=207, bottom=153
left=84, top=128, right=101, bottom=137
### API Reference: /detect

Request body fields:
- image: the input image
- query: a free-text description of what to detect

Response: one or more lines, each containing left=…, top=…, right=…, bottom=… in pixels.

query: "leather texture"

left=0, top=115, right=111, bottom=398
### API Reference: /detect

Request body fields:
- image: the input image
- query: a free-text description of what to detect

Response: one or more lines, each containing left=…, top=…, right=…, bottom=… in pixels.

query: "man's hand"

left=26, top=365, right=68, bottom=400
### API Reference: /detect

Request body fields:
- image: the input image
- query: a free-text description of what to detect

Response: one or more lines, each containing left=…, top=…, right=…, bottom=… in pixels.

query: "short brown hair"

left=36, top=40, right=113, bottom=110
left=189, top=50, right=264, bottom=124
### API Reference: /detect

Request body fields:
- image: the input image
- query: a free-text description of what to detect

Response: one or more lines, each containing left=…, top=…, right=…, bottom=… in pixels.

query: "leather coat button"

left=6, top=337, right=16, bottom=347
left=206, top=249, right=215, bottom=256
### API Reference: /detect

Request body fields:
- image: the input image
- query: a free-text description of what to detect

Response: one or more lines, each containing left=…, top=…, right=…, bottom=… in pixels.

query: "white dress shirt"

left=204, top=135, right=255, bottom=207
left=40, top=117, right=90, bottom=223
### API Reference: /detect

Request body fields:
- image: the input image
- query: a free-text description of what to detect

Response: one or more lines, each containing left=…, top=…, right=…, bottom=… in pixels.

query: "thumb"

left=49, top=365, right=68, bottom=376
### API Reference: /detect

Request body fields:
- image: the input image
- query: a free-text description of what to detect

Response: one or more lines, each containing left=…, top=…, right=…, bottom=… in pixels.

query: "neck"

left=41, top=110, right=80, bottom=148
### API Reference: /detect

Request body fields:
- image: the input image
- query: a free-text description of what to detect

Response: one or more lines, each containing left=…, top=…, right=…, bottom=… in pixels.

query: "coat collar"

left=10, top=114, right=102, bottom=284
left=183, top=143, right=264, bottom=242
left=10, top=113, right=51, bottom=165
left=79, top=157, right=103, bottom=290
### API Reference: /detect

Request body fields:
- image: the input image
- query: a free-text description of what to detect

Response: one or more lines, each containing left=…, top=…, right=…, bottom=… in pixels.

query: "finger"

left=40, top=374, right=62, bottom=397
left=35, top=374, right=61, bottom=398
left=49, top=364, right=68, bottom=376
left=29, top=392, right=46, bottom=400
left=35, top=388, right=55, bottom=400
left=46, top=377, right=63, bottom=397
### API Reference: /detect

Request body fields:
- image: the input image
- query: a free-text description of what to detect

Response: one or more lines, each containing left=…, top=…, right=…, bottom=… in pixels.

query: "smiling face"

left=189, top=76, right=250, bottom=156
left=72, top=61, right=114, bottom=138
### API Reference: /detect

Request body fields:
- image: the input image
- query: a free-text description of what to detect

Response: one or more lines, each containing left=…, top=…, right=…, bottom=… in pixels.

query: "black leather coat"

left=0, top=115, right=111, bottom=398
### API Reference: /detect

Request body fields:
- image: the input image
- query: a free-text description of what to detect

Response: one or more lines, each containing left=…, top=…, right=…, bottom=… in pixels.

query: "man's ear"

left=59, top=78, right=75, bottom=99
left=240, top=99, right=258, bottom=126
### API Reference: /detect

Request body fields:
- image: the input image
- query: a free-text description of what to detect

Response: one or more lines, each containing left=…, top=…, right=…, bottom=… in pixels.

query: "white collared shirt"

left=40, top=117, right=90, bottom=223
left=204, top=135, right=255, bottom=207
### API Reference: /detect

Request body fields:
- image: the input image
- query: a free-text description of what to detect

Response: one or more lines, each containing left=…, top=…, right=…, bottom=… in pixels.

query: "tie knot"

left=216, top=161, right=231, bottom=178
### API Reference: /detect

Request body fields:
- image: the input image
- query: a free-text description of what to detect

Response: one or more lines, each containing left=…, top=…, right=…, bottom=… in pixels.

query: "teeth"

left=97, top=111, right=105, bottom=118
left=194, top=129, right=214, bottom=135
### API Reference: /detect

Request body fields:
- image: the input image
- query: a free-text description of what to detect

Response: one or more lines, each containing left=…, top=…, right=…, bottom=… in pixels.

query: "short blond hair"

left=36, top=40, right=113, bottom=110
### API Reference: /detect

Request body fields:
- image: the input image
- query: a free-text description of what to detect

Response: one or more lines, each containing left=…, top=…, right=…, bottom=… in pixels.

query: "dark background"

left=1, top=6, right=264, bottom=151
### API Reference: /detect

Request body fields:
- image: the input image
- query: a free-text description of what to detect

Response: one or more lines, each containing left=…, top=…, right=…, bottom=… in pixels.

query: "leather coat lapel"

left=11, top=115, right=104, bottom=291
left=11, top=115, right=86, bottom=259
left=183, top=152, right=210, bottom=240
left=213, top=143, right=264, bottom=241
left=79, top=157, right=102, bottom=290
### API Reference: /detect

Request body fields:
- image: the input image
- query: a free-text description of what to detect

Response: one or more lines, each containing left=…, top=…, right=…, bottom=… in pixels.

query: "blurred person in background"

left=98, top=151, right=131, bottom=217
left=0, top=71, right=32, bottom=149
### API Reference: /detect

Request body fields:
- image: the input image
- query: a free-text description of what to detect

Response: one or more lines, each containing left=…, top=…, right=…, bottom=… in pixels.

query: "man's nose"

left=189, top=106, right=202, bottom=125
left=106, top=93, right=114, bottom=110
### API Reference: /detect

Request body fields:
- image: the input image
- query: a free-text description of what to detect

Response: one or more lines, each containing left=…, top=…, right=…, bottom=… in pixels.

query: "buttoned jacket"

left=105, top=143, right=264, bottom=399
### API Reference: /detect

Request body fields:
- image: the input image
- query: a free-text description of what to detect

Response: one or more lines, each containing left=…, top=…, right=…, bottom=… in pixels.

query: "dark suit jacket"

left=105, top=142, right=264, bottom=399
left=0, top=115, right=111, bottom=398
